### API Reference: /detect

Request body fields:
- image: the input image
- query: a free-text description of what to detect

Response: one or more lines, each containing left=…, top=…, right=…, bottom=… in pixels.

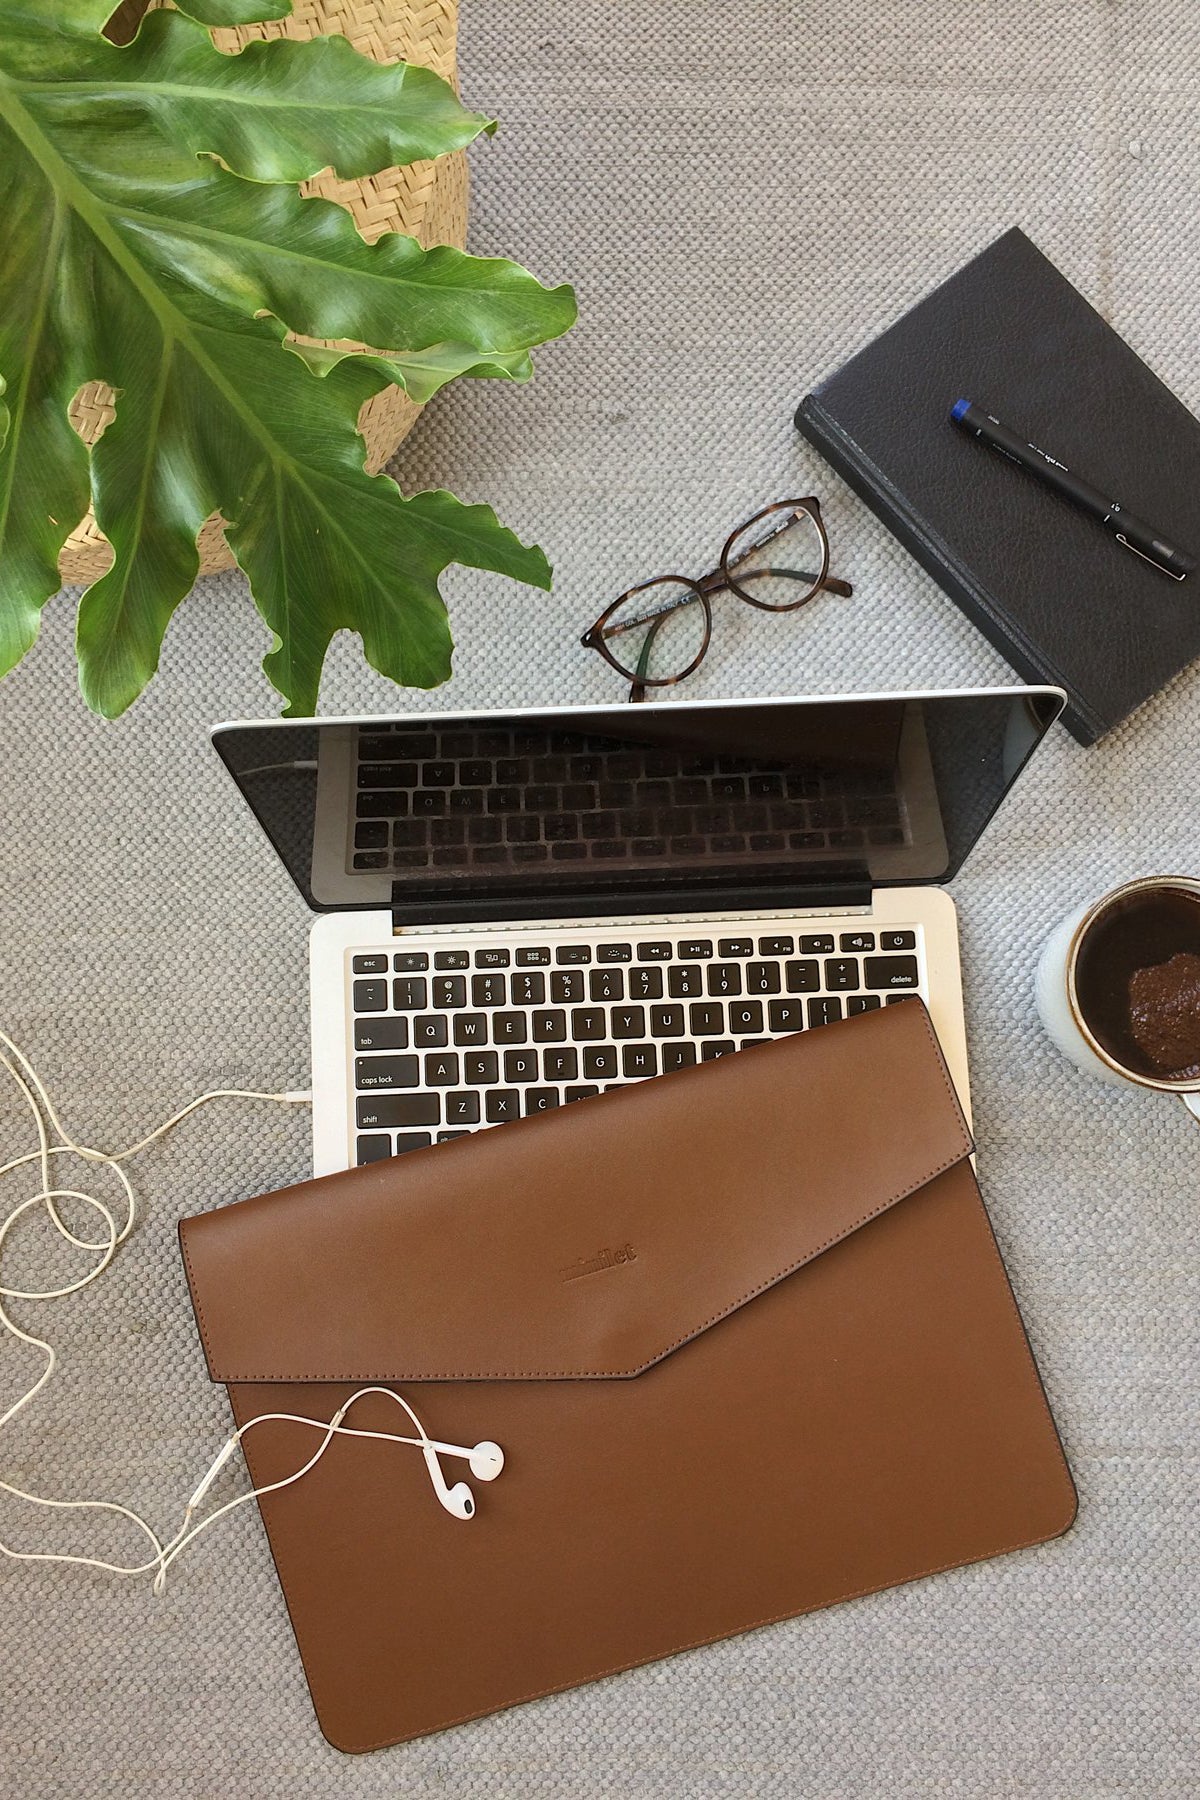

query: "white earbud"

left=468, top=1440, right=504, bottom=1482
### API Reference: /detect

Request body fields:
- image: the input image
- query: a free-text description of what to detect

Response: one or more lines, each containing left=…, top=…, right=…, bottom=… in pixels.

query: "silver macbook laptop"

left=212, top=686, right=1063, bottom=1176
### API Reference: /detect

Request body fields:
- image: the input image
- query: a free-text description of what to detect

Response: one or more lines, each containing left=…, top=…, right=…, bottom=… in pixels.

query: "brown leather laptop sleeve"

left=179, top=1000, right=1076, bottom=1753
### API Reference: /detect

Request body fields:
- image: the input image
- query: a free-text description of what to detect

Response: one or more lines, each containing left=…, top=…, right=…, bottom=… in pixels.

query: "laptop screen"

left=212, top=689, right=1062, bottom=920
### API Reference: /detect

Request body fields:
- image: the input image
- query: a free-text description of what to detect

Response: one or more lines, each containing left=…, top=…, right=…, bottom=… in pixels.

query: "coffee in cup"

left=1036, top=876, right=1200, bottom=1120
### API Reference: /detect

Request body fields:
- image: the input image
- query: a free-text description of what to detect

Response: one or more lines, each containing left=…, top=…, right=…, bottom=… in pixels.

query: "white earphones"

left=0, top=1025, right=504, bottom=1594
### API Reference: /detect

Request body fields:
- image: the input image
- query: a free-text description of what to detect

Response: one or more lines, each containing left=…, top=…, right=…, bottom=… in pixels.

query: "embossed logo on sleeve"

left=560, top=1243, right=637, bottom=1283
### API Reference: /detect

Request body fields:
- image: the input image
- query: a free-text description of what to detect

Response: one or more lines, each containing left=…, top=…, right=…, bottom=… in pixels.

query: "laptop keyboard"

left=349, top=924, right=924, bottom=1165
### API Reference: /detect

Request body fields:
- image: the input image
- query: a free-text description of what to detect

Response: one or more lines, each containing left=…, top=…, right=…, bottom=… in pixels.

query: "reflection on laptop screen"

left=214, top=691, right=1060, bottom=919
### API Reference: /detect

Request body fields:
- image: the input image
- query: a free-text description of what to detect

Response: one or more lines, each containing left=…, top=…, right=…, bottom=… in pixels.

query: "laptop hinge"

left=390, top=875, right=873, bottom=931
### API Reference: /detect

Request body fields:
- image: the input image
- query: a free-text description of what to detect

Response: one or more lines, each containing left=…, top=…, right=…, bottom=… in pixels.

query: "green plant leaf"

left=169, top=0, right=293, bottom=25
left=0, top=1, right=574, bottom=715
left=7, top=9, right=495, bottom=182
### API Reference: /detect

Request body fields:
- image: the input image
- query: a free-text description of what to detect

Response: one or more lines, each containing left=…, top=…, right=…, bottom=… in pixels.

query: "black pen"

left=950, top=398, right=1195, bottom=581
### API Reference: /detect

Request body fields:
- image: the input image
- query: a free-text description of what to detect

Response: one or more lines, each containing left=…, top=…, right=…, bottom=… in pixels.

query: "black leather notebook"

left=795, top=228, right=1200, bottom=743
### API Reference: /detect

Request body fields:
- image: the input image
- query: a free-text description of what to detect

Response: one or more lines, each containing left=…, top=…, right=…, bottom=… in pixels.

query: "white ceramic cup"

left=1035, top=874, right=1200, bottom=1122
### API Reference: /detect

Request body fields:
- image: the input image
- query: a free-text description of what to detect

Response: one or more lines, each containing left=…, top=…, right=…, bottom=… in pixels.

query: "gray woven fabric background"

left=2, top=2, right=1198, bottom=1793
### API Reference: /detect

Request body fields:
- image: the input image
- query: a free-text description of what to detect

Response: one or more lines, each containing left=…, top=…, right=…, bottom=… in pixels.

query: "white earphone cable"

left=0, top=1026, right=501, bottom=1593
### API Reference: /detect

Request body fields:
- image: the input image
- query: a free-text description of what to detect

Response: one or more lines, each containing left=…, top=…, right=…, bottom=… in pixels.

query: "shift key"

left=864, top=954, right=919, bottom=990
left=356, top=1093, right=439, bottom=1129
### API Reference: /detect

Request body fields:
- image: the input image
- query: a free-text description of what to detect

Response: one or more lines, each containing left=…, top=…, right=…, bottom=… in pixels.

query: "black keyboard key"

left=504, top=1049, right=538, bottom=1082
left=662, top=1043, right=698, bottom=1071
left=543, top=1047, right=579, bottom=1081
left=824, top=958, right=860, bottom=992
left=622, top=1044, right=658, bottom=1078
left=689, top=1002, right=724, bottom=1036
left=532, top=1009, right=568, bottom=1043
left=590, top=968, right=625, bottom=1002
left=701, top=1041, right=737, bottom=1061
left=707, top=963, right=742, bottom=998
left=472, top=973, right=507, bottom=1007
left=356, top=1134, right=394, bottom=1166
left=668, top=965, right=704, bottom=999
left=356, top=1094, right=439, bottom=1129
left=424, top=1052, right=460, bottom=1086
left=475, top=947, right=510, bottom=968
left=452, top=1013, right=488, bottom=1046
left=799, top=934, right=835, bottom=955
left=516, top=945, right=552, bottom=965
left=354, top=822, right=389, bottom=851
left=358, top=734, right=416, bottom=761
left=717, top=937, right=754, bottom=957
left=354, top=1016, right=408, bottom=1052
left=551, top=970, right=584, bottom=1004
left=637, top=941, right=673, bottom=961
left=807, top=996, right=843, bottom=1028
left=437, top=1130, right=471, bottom=1142
left=464, top=1051, right=499, bottom=1084
left=597, top=942, right=632, bottom=963
left=511, top=970, right=546, bottom=1005
left=551, top=843, right=587, bottom=862
left=466, top=817, right=502, bottom=844
left=412, top=1015, right=449, bottom=1048
left=460, top=760, right=492, bottom=786
left=565, top=1085, right=601, bottom=1104
left=356, top=791, right=407, bottom=818
left=744, top=961, right=781, bottom=995
left=785, top=960, right=820, bottom=993
left=524, top=785, right=559, bottom=812
left=484, top=1090, right=520, bottom=1123
left=487, top=788, right=522, bottom=813
left=525, top=1088, right=560, bottom=1114
left=352, top=851, right=390, bottom=870
left=411, top=791, right=447, bottom=817
left=352, top=953, right=389, bottom=975
left=449, top=789, right=484, bottom=814
left=395, top=950, right=432, bottom=971
left=432, top=975, right=466, bottom=1008
left=392, top=976, right=428, bottom=1010
left=758, top=935, right=795, bottom=956
left=864, top=955, right=919, bottom=990
left=847, top=996, right=882, bottom=1015
left=611, top=1006, right=647, bottom=1039
left=629, top=966, right=664, bottom=1001
left=394, top=1132, right=433, bottom=1154
left=678, top=939, right=713, bottom=959
left=570, top=1007, right=607, bottom=1041
left=353, top=979, right=387, bottom=1013
left=840, top=932, right=876, bottom=952
left=583, top=1045, right=618, bottom=1080
left=354, top=1054, right=418, bottom=1090
left=729, top=1001, right=764, bottom=1034
left=650, top=1004, right=685, bottom=1037
left=880, top=930, right=916, bottom=952
left=768, top=999, right=805, bottom=1032
left=556, top=944, right=592, bottom=964
left=492, top=1012, right=529, bottom=1045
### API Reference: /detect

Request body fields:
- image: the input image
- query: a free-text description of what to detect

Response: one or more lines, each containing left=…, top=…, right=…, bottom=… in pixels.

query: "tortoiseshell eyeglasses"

left=580, top=499, right=853, bottom=702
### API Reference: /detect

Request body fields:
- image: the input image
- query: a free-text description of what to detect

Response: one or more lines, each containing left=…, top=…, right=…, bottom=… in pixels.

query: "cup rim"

left=1065, top=874, right=1200, bottom=1093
